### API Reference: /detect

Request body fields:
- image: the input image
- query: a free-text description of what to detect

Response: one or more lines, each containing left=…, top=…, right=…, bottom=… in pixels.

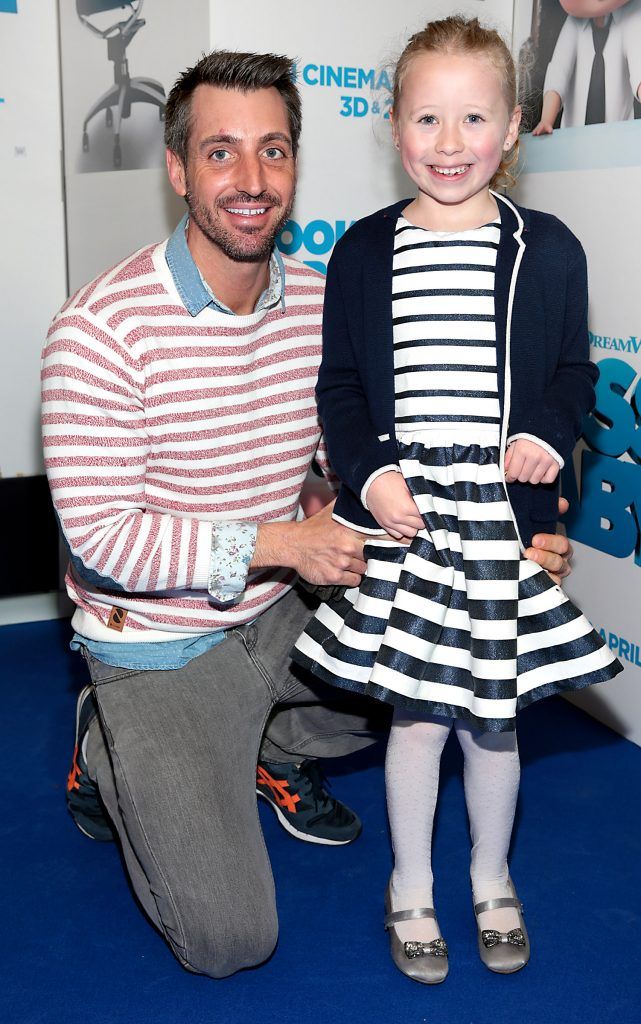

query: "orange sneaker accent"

left=256, top=765, right=301, bottom=814
left=67, top=745, right=81, bottom=793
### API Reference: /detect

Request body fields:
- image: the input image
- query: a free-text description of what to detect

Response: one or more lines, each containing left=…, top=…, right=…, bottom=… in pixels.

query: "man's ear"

left=166, top=148, right=187, bottom=197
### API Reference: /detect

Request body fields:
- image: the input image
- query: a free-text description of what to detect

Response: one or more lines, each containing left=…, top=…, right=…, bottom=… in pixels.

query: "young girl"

left=293, top=16, right=622, bottom=983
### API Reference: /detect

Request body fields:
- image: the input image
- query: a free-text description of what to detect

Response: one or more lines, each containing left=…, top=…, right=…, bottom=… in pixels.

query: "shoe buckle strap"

left=474, top=896, right=523, bottom=914
left=384, top=907, right=436, bottom=929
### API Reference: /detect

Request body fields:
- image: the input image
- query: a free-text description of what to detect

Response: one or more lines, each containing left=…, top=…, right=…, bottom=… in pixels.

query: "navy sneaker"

left=256, top=759, right=362, bottom=845
left=66, top=686, right=116, bottom=842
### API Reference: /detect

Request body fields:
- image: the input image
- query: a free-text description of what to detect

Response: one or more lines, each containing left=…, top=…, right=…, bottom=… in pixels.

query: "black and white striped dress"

left=294, top=216, right=621, bottom=732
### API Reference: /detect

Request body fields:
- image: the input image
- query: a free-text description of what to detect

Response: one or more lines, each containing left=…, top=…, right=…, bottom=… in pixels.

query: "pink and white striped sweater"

left=42, top=240, right=332, bottom=641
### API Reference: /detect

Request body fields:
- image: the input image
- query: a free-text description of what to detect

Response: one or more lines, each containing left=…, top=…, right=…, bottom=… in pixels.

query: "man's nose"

left=234, top=152, right=268, bottom=197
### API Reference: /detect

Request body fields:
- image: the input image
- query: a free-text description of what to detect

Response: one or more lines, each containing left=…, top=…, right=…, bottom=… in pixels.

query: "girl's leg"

left=386, top=709, right=453, bottom=943
left=455, top=719, right=521, bottom=932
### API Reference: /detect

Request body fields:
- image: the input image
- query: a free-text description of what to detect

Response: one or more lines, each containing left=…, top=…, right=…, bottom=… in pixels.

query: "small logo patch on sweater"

left=107, top=606, right=128, bottom=632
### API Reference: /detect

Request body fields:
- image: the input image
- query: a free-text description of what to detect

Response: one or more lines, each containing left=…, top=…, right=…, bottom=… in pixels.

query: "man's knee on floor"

left=170, top=894, right=279, bottom=979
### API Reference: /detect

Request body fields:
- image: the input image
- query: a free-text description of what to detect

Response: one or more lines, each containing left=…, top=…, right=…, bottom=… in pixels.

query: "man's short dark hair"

left=164, top=50, right=302, bottom=165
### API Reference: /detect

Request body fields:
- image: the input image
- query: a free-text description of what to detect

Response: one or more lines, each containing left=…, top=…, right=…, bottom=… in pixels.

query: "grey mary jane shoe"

left=384, top=884, right=449, bottom=984
left=473, top=878, right=530, bottom=974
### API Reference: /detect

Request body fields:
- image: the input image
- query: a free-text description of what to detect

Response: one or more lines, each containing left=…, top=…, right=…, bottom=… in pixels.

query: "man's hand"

left=366, top=471, right=424, bottom=540
left=505, top=438, right=560, bottom=485
left=253, top=502, right=369, bottom=587
left=525, top=496, right=573, bottom=584
left=256, top=488, right=573, bottom=588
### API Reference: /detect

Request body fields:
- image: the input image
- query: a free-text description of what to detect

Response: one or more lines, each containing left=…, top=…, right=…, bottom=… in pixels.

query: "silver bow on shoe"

left=384, top=883, right=449, bottom=984
left=473, top=878, right=530, bottom=974
left=481, top=928, right=526, bottom=949
left=404, top=938, right=449, bottom=959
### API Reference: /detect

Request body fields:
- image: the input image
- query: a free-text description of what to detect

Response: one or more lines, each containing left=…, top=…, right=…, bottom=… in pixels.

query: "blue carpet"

left=1, top=617, right=640, bottom=1024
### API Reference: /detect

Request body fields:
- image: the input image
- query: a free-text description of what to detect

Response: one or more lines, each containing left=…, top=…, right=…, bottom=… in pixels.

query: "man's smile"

left=225, top=207, right=268, bottom=216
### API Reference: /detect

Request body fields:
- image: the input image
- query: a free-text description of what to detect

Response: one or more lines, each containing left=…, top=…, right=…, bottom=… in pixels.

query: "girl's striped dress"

left=293, top=215, right=621, bottom=732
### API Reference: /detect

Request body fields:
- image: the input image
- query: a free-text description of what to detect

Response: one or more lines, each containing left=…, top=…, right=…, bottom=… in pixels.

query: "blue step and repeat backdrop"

left=513, top=0, right=641, bottom=744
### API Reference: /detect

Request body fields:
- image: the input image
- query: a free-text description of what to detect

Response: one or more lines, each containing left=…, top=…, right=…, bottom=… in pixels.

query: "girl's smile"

left=391, top=51, right=521, bottom=228
left=430, top=164, right=470, bottom=176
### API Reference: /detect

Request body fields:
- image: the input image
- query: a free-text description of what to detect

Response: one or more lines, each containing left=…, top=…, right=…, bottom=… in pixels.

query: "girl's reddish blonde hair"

left=393, top=15, right=520, bottom=190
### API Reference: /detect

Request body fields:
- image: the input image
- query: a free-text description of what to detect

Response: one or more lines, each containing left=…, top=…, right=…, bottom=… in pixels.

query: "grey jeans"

left=82, top=587, right=386, bottom=978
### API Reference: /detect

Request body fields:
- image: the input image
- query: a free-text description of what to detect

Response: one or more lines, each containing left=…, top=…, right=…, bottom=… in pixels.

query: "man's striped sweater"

left=42, top=238, right=331, bottom=642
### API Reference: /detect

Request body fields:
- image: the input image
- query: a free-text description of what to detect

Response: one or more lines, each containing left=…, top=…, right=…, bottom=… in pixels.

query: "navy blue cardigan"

left=317, top=193, right=597, bottom=548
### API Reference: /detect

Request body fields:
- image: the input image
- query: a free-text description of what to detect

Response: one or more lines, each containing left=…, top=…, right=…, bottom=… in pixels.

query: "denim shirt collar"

left=165, top=213, right=286, bottom=317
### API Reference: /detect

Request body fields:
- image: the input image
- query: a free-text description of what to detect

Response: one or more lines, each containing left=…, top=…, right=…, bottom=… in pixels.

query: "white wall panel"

left=0, top=0, right=66, bottom=477
left=58, top=0, right=209, bottom=292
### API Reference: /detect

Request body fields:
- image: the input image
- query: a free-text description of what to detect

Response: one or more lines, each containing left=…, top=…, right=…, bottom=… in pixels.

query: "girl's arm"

left=508, top=241, right=597, bottom=468
left=316, top=246, right=399, bottom=508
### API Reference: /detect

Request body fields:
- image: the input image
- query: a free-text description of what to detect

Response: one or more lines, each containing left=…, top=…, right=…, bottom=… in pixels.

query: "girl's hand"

left=504, top=438, right=560, bottom=485
left=366, top=471, right=424, bottom=540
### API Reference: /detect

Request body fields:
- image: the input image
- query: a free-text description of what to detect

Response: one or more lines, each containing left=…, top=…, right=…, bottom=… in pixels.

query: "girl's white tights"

left=386, top=710, right=521, bottom=944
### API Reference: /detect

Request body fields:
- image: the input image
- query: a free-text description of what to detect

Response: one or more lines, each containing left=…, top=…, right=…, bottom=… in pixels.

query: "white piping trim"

left=331, top=511, right=387, bottom=535
left=492, top=191, right=527, bottom=552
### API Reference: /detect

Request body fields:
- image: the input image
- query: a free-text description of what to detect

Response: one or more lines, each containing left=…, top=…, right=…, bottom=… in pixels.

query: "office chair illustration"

left=77, top=0, right=166, bottom=168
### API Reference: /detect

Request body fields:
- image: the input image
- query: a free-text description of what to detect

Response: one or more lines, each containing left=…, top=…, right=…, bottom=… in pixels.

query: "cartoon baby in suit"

left=533, top=0, right=641, bottom=131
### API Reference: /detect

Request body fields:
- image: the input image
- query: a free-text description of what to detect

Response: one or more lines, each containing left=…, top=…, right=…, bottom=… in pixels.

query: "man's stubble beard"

left=184, top=183, right=296, bottom=264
